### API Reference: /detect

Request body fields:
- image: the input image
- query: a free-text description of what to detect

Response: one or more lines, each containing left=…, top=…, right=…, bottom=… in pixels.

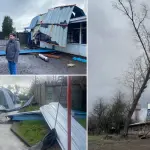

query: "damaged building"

left=0, top=87, right=18, bottom=110
left=25, top=4, right=87, bottom=57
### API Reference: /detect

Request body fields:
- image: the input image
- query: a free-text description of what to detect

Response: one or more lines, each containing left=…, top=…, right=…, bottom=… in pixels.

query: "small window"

left=68, top=29, right=80, bottom=43
left=81, top=28, right=86, bottom=44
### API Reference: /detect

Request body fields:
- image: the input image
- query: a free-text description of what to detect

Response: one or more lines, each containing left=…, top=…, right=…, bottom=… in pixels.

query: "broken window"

left=81, top=22, right=86, bottom=44
left=67, top=22, right=87, bottom=44
left=68, top=28, right=80, bottom=43
left=81, top=28, right=86, bottom=44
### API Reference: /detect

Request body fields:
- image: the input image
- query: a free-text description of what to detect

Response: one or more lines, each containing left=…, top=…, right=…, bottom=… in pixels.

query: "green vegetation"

left=16, top=120, right=49, bottom=146
left=76, top=118, right=86, bottom=129
left=16, top=105, right=86, bottom=147
left=2, top=16, right=15, bottom=37
left=19, top=105, right=40, bottom=112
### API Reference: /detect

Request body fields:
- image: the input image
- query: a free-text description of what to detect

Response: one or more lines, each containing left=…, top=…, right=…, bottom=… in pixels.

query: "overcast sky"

left=0, top=0, right=86, bottom=31
left=88, top=0, right=150, bottom=117
left=0, top=75, right=64, bottom=88
left=0, top=76, right=34, bottom=87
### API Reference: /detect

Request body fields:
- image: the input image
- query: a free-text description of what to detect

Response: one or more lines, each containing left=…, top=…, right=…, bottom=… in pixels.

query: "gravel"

left=0, top=54, right=86, bottom=74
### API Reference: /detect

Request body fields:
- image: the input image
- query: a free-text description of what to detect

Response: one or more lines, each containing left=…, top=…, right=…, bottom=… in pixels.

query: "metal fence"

left=17, top=32, right=28, bottom=45
left=33, top=84, right=86, bottom=111
left=0, top=40, right=8, bottom=46
left=0, top=32, right=4, bottom=39
left=0, top=32, right=29, bottom=46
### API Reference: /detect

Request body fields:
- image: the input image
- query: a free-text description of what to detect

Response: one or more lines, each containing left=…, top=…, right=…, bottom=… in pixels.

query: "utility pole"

left=67, top=76, right=72, bottom=150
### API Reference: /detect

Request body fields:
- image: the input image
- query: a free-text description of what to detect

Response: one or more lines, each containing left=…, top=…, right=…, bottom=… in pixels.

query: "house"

left=25, top=4, right=87, bottom=57
left=30, top=76, right=86, bottom=112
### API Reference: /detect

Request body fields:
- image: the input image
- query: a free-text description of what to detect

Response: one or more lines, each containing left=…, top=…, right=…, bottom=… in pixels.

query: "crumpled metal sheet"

left=40, top=102, right=86, bottom=150
left=39, top=5, right=75, bottom=47
left=42, top=6, right=75, bottom=24
left=0, top=105, right=6, bottom=111
left=0, top=96, right=34, bottom=112
left=27, top=16, right=39, bottom=29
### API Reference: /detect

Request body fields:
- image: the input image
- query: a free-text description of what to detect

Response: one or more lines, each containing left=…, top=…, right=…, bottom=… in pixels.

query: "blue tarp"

left=72, top=57, right=87, bottom=63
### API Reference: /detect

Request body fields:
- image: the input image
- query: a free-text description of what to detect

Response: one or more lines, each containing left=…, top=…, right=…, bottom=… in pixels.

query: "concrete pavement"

left=0, top=113, right=28, bottom=150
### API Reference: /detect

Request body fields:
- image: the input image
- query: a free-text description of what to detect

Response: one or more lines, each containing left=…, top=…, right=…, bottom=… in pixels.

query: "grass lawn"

left=76, top=118, right=86, bottom=129
left=19, top=105, right=40, bottom=112
left=16, top=105, right=86, bottom=147
left=16, top=120, right=49, bottom=146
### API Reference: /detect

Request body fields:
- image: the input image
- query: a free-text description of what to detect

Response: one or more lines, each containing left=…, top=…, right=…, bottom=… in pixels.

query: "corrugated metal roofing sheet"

left=27, top=5, right=86, bottom=48
left=42, top=6, right=75, bottom=24
left=40, top=102, right=86, bottom=150
left=37, top=14, right=46, bottom=24
left=39, top=5, right=75, bottom=47
left=28, top=16, right=39, bottom=29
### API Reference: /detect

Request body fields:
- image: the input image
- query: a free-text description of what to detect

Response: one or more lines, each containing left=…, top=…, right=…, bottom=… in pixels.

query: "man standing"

left=6, top=33, right=20, bottom=75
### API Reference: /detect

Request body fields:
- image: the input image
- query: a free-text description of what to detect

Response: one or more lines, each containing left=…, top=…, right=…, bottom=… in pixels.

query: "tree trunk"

left=123, top=67, right=150, bottom=136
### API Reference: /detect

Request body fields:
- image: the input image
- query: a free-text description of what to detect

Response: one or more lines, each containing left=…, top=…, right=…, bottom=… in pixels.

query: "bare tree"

left=89, top=92, right=129, bottom=135
left=91, top=98, right=108, bottom=134
left=113, top=0, right=150, bottom=136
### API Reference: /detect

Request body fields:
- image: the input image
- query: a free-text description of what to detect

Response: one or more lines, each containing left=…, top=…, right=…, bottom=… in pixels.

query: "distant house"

left=127, top=122, right=150, bottom=136
left=30, top=76, right=86, bottom=112
left=25, top=5, right=87, bottom=57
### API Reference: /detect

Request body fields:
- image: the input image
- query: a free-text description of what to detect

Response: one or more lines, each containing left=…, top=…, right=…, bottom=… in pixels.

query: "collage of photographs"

left=1, top=0, right=150, bottom=150
left=0, top=0, right=87, bottom=150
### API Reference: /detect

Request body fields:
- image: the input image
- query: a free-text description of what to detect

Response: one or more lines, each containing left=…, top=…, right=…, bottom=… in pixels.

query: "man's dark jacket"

left=6, top=39, right=20, bottom=63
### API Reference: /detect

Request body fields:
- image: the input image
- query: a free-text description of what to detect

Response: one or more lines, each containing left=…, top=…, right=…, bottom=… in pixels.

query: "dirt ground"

left=89, top=135, right=150, bottom=150
left=0, top=53, right=86, bottom=74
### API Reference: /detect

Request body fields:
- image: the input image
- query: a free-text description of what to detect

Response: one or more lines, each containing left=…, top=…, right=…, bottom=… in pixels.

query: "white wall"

left=40, top=41, right=86, bottom=57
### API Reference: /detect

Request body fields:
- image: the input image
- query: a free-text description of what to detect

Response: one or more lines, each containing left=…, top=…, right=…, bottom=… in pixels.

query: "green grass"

left=88, top=135, right=103, bottom=141
left=17, top=120, right=49, bottom=146
left=19, top=105, right=40, bottom=112
left=76, top=118, right=86, bottom=129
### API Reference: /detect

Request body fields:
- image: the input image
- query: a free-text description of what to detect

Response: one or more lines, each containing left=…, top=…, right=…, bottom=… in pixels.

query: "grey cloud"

left=0, top=0, right=85, bottom=31
left=88, top=0, right=150, bottom=112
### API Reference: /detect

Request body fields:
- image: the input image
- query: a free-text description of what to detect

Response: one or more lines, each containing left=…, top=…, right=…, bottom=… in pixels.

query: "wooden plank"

left=44, top=54, right=60, bottom=59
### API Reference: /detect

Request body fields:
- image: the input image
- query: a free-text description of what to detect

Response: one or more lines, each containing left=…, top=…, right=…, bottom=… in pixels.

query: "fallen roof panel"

left=0, top=96, right=34, bottom=112
left=40, top=102, right=86, bottom=150
left=0, top=49, right=55, bottom=56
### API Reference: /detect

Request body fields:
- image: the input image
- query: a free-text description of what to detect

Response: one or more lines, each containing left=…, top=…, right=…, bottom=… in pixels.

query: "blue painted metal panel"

left=0, top=49, right=55, bottom=56
left=10, top=114, right=44, bottom=121
left=72, top=110, right=86, bottom=119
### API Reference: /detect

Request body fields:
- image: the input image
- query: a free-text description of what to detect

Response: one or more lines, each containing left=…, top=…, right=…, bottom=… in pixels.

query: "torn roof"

left=26, top=5, right=85, bottom=29
left=26, top=5, right=86, bottom=47
left=0, top=88, right=16, bottom=109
